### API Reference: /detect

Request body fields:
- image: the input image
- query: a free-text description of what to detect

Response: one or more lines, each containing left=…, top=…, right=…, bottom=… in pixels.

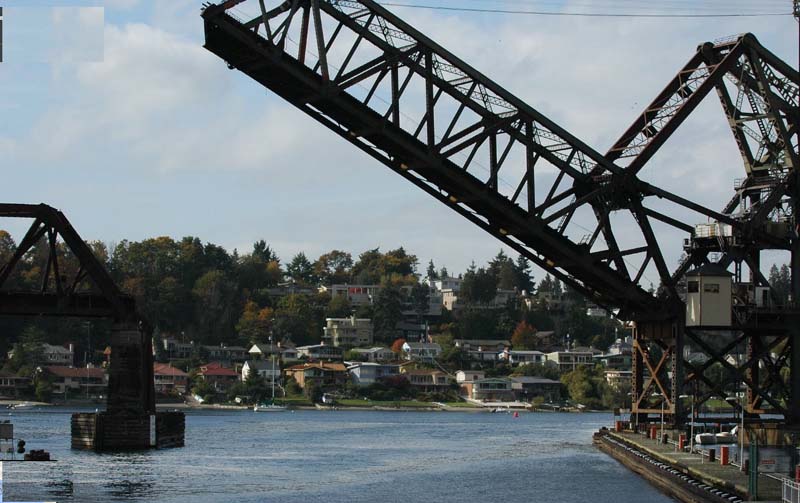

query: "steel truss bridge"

left=200, top=0, right=799, bottom=426
left=0, top=204, right=156, bottom=417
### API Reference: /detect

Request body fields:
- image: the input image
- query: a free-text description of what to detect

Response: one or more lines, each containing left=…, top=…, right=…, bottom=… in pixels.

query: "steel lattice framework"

left=201, top=0, right=799, bottom=425
left=0, top=204, right=156, bottom=415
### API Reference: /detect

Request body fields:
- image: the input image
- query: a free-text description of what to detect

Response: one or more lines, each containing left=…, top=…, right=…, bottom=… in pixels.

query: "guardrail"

left=784, top=478, right=800, bottom=503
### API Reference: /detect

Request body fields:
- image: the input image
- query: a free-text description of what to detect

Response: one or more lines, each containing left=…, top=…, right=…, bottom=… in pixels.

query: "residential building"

left=321, top=284, right=442, bottom=317
left=453, top=339, right=510, bottom=352
left=202, top=344, right=248, bottom=364
left=153, top=363, right=189, bottom=395
left=296, top=344, right=343, bottom=360
left=0, top=372, right=31, bottom=398
left=162, top=338, right=194, bottom=361
left=402, top=342, right=442, bottom=362
left=470, top=377, right=514, bottom=402
left=349, top=346, right=395, bottom=362
left=242, top=360, right=281, bottom=384
left=455, top=370, right=485, bottom=384
left=604, top=370, right=632, bottom=389
left=545, top=350, right=595, bottom=373
left=586, top=303, right=609, bottom=318
left=442, top=289, right=517, bottom=312
left=44, top=366, right=107, bottom=397
left=284, top=362, right=348, bottom=390
left=8, top=343, right=74, bottom=366
left=347, top=362, right=400, bottom=386
left=248, top=341, right=298, bottom=361
left=428, top=276, right=462, bottom=293
left=499, top=349, right=545, bottom=366
left=323, top=316, right=373, bottom=348
left=401, top=369, right=450, bottom=392
left=199, top=362, right=239, bottom=393
left=510, top=377, right=562, bottom=402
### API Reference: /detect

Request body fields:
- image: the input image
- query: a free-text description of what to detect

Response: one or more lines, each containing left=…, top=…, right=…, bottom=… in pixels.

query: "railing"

left=784, top=478, right=800, bottom=503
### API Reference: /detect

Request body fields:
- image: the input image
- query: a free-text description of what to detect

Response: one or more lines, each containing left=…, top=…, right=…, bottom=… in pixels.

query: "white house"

left=402, top=342, right=442, bottom=362
left=347, top=362, right=400, bottom=386
left=242, top=360, right=281, bottom=384
left=350, top=346, right=395, bottom=362
left=499, top=349, right=545, bottom=366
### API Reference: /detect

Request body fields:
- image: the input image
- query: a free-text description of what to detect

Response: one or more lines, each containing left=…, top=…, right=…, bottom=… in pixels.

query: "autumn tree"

left=511, top=321, right=537, bottom=349
left=391, top=338, right=407, bottom=354
left=314, top=250, right=353, bottom=285
left=236, top=301, right=274, bottom=344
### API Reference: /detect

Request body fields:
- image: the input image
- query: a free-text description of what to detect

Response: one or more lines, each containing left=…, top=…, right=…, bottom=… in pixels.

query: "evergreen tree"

left=426, top=260, right=438, bottom=282
left=514, top=255, right=534, bottom=293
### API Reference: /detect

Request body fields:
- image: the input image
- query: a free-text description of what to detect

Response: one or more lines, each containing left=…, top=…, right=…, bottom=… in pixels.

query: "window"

left=688, top=281, right=699, bottom=293
left=703, top=283, right=720, bottom=293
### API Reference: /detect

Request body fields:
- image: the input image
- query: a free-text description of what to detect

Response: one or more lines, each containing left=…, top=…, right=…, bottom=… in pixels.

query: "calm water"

left=3, top=408, right=675, bottom=502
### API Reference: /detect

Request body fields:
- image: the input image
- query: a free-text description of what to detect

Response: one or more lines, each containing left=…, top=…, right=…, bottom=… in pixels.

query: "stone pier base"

left=71, top=411, right=185, bottom=451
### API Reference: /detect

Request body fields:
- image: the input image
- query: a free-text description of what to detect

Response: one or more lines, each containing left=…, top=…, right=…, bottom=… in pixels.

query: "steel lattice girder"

left=0, top=203, right=156, bottom=415
left=201, top=0, right=799, bottom=424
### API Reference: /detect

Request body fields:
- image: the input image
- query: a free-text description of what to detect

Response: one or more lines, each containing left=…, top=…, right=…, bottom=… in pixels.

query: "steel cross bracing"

left=201, top=0, right=799, bottom=424
left=0, top=203, right=156, bottom=415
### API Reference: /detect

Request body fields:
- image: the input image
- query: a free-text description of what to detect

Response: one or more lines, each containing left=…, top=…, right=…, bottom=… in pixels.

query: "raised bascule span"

left=200, top=0, right=799, bottom=428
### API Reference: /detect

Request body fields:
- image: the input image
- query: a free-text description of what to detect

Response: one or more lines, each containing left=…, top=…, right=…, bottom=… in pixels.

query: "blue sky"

left=0, top=0, right=796, bottom=283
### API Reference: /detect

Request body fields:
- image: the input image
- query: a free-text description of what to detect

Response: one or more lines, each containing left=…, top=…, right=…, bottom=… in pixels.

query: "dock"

left=594, top=427, right=787, bottom=502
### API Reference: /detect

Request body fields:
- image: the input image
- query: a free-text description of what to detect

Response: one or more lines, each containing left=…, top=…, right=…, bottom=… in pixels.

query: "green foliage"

left=286, top=252, right=316, bottom=285
left=351, top=247, right=417, bottom=284
left=304, top=380, right=323, bottom=403
left=410, top=282, right=430, bottom=318
left=285, top=377, right=302, bottom=397
left=560, top=365, right=609, bottom=410
left=35, top=378, right=52, bottom=403
left=326, top=295, right=352, bottom=318
left=313, top=250, right=353, bottom=285
left=426, top=260, right=438, bottom=282
left=192, top=378, right=216, bottom=403
left=372, top=285, right=403, bottom=342
left=768, top=263, right=792, bottom=306
left=272, top=294, right=324, bottom=346
left=460, top=265, right=497, bottom=304
left=511, top=363, right=560, bottom=381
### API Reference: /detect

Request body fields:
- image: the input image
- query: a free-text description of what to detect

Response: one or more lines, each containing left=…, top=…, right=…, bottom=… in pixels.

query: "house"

left=470, top=378, right=515, bottom=402
left=428, top=276, right=462, bottom=293
left=248, top=342, right=298, bottom=361
left=0, top=371, right=31, bottom=398
left=401, top=369, right=450, bottom=392
left=198, top=362, right=240, bottom=393
left=153, top=363, right=189, bottom=395
left=201, top=344, right=248, bottom=363
left=296, top=344, right=344, bottom=360
left=456, top=370, right=485, bottom=397
left=161, top=338, right=194, bottom=360
left=510, top=376, right=562, bottom=402
left=284, top=362, right=348, bottom=390
left=453, top=339, right=510, bottom=352
left=43, top=366, right=107, bottom=397
left=604, top=370, right=632, bottom=389
left=402, top=342, right=442, bottom=362
left=545, top=350, right=595, bottom=373
left=442, top=289, right=517, bottom=311
left=499, top=349, right=545, bottom=366
left=350, top=346, right=394, bottom=362
left=323, top=316, right=374, bottom=348
left=8, top=343, right=74, bottom=366
left=347, top=362, right=401, bottom=386
left=242, top=360, right=281, bottom=384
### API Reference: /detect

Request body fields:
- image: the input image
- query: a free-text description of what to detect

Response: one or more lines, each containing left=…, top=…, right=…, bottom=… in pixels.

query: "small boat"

left=253, top=402, right=287, bottom=412
left=10, top=402, right=35, bottom=410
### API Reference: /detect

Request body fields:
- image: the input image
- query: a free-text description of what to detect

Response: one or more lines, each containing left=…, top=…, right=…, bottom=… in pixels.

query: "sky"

left=0, top=0, right=796, bottom=283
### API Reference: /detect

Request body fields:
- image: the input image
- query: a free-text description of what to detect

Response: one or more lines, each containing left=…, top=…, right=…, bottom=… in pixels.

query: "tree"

left=410, top=283, right=430, bottom=320
left=326, top=295, right=352, bottom=318
left=286, top=252, right=316, bottom=285
left=561, top=365, right=607, bottom=409
left=391, top=338, right=407, bottom=354
left=460, top=267, right=497, bottom=304
left=514, top=255, right=534, bottom=293
left=426, top=260, right=438, bottom=282
left=511, top=321, right=537, bottom=349
left=236, top=301, right=274, bottom=344
left=192, top=270, right=238, bottom=343
left=439, top=266, right=449, bottom=279
left=372, top=285, right=403, bottom=342
left=252, top=240, right=279, bottom=263
left=314, top=250, right=353, bottom=285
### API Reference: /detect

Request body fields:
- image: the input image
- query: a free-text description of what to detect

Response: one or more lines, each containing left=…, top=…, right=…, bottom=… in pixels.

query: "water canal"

left=4, top=408, right=675, bottom=502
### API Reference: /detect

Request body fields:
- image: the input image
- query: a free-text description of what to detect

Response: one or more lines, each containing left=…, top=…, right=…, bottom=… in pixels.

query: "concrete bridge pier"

left=72, top=323, right=185, bottom=450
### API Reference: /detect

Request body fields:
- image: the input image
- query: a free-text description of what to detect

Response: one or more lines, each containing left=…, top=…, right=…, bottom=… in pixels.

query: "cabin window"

left=688, top=281, right=699, bottom=293
left=704, top=283, right=720, bottom=293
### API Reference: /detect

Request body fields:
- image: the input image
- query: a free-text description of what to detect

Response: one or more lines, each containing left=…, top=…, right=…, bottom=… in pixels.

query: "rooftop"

left=44, top=366, right=105, bottom=378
